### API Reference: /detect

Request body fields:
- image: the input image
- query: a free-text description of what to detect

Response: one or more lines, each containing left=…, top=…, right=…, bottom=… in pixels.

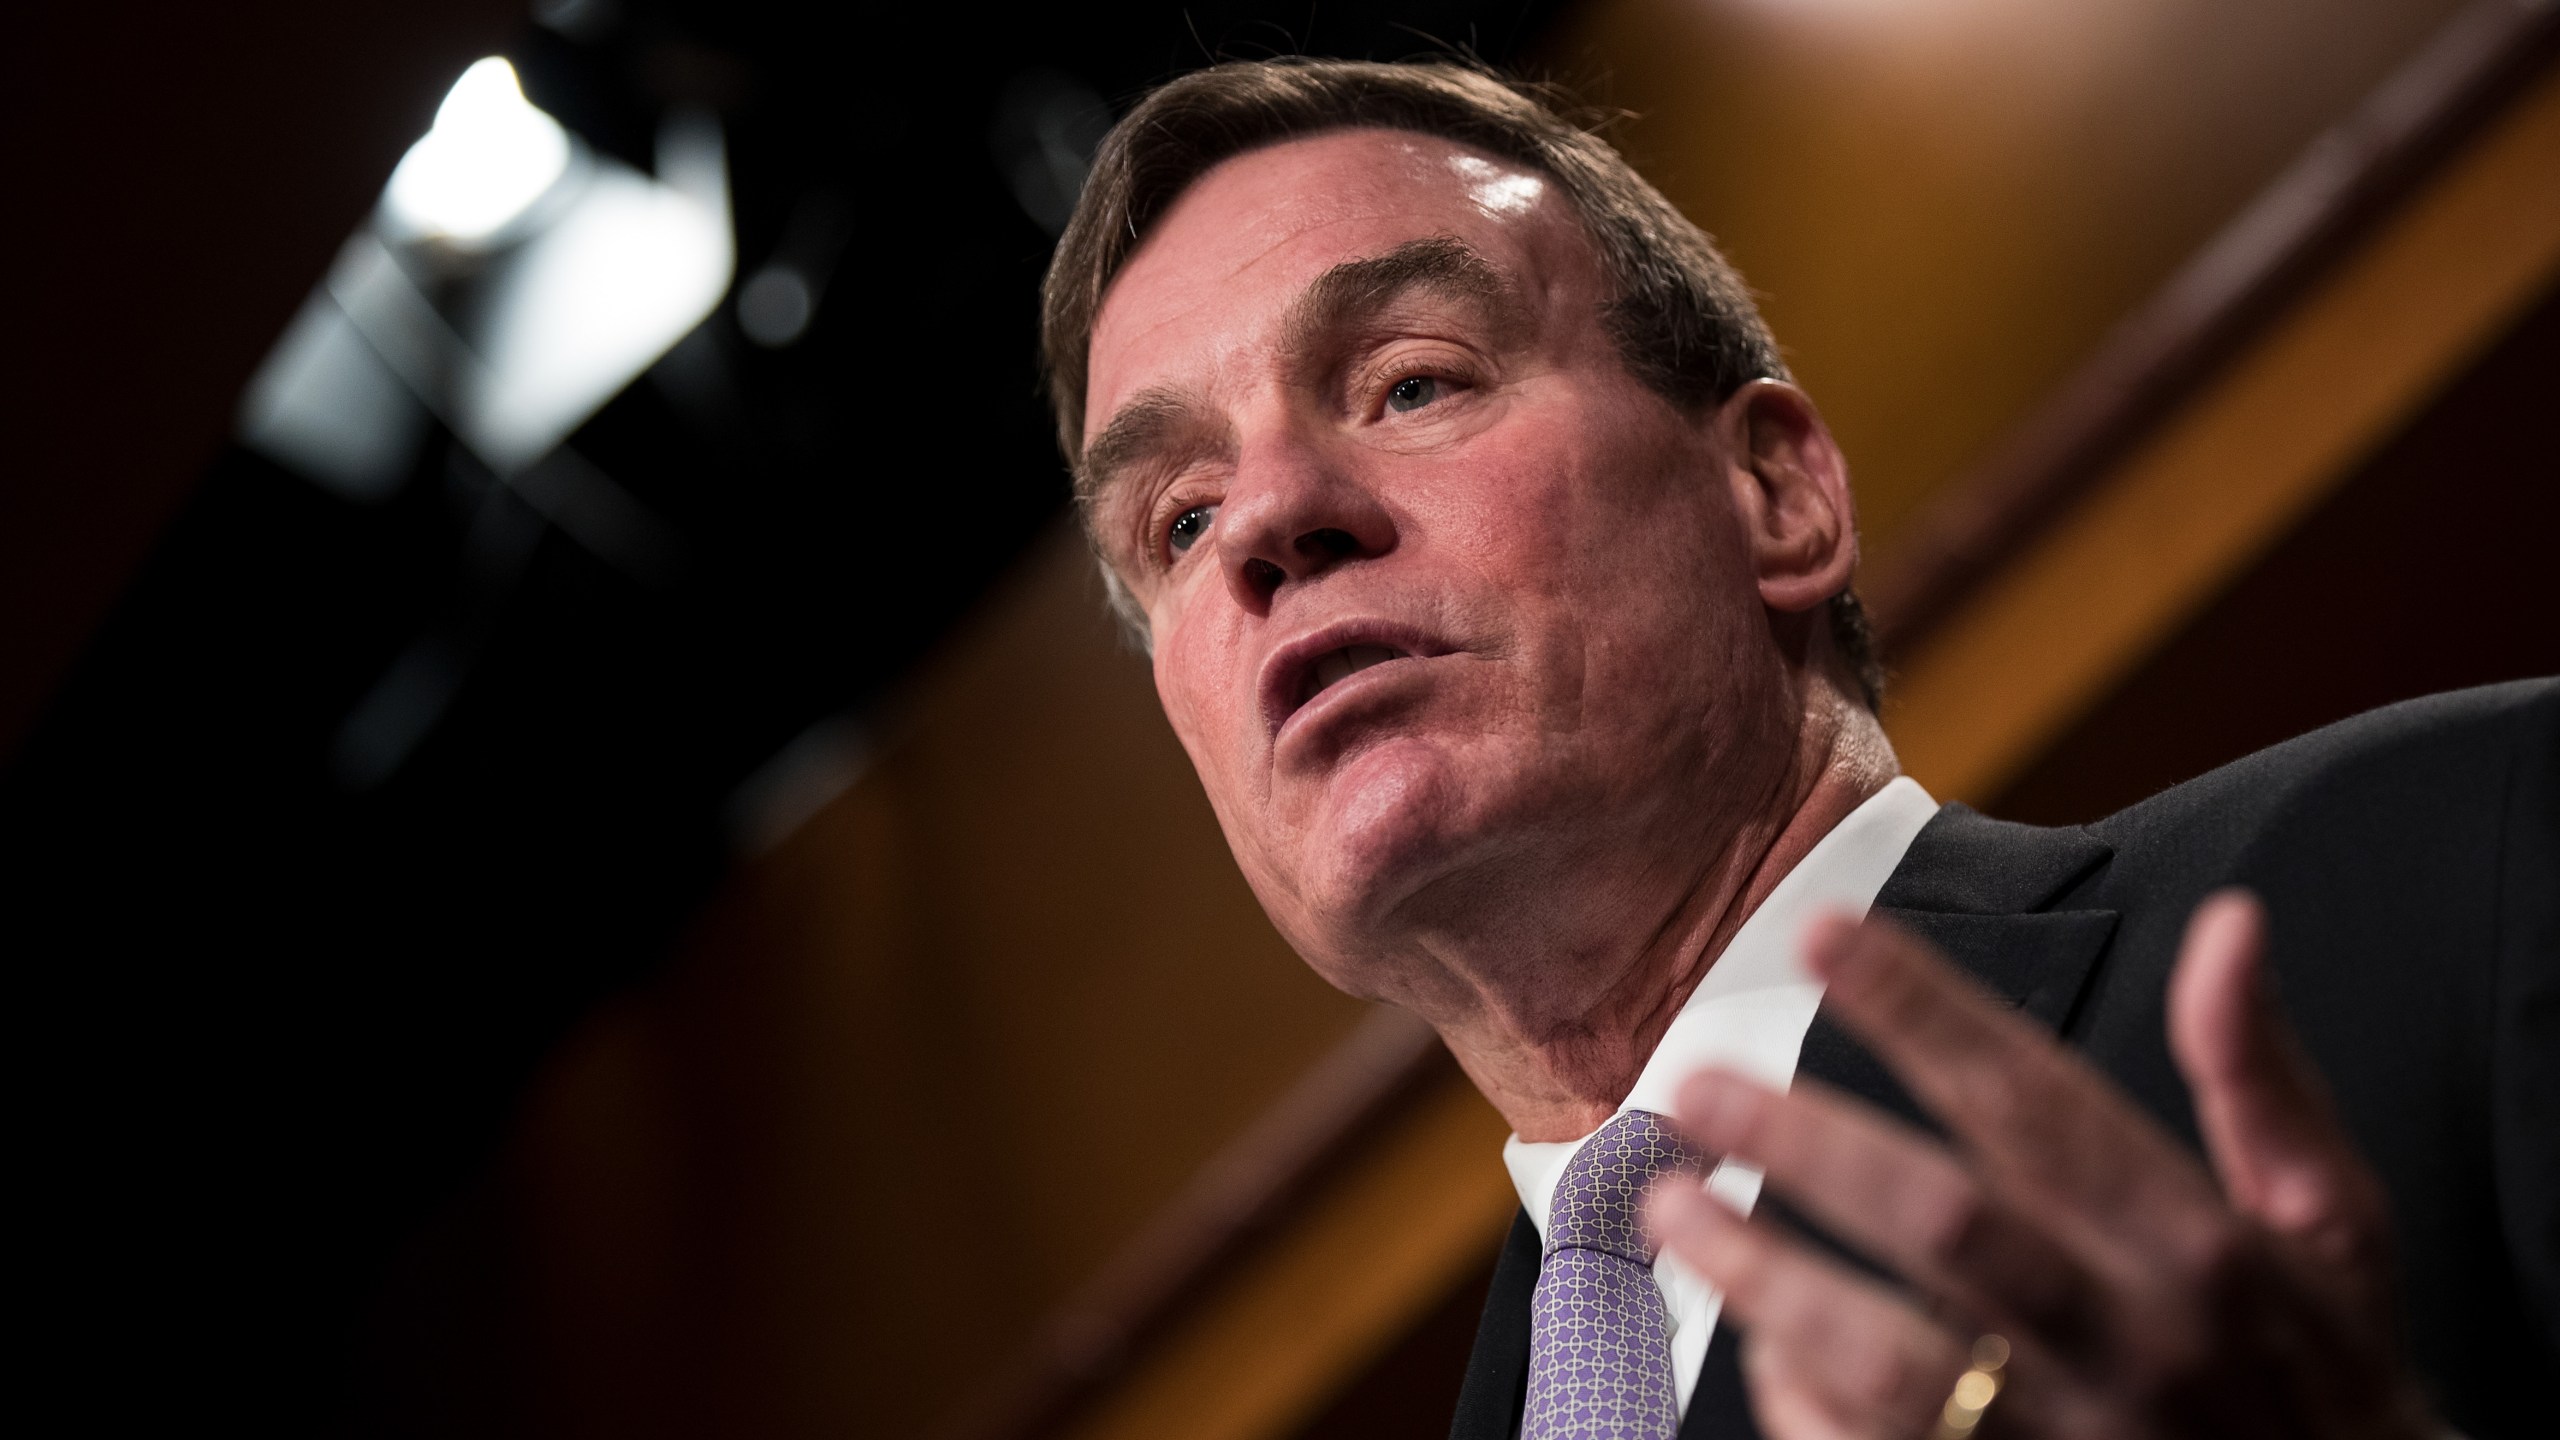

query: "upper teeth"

left=1308, top=644, right=1403, bottom=699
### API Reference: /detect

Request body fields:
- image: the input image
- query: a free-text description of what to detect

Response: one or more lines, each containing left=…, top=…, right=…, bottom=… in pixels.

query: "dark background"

left=6, top=3, right=1567, bottom=1430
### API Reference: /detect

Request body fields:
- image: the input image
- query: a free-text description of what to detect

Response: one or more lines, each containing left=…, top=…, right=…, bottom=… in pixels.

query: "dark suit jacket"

left=1450, top=680, right=2560, bottom=1440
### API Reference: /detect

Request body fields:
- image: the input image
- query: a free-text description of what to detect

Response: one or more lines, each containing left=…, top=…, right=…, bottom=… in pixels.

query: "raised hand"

left=1642, top=890, right=2435, bottom=1440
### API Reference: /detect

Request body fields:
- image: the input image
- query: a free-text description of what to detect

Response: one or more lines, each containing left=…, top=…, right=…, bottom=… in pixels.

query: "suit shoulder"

left=2086, top=679, right=2558, bottom=860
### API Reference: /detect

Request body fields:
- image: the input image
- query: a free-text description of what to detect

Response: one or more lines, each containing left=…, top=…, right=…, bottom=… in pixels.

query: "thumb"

left=2167, top=889, right=2388, bottom=1274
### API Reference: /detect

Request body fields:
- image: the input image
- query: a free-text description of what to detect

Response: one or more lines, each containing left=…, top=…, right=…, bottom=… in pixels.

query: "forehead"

left=1084, top=128, right=1582, bottom=443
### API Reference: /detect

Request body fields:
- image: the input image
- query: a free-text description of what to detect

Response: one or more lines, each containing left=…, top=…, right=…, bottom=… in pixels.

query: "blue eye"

left=1387, top=375, right=1442, bottom=412
left=1169, top=503, right=1217, bottom=553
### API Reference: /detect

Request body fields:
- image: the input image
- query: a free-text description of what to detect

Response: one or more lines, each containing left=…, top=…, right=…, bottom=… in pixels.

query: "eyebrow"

left=1077, top=235, right=1526, bottom=509
left=1078, top=387, right=1229, bottom=509
left=1278, top=233, right=1523, bottom=361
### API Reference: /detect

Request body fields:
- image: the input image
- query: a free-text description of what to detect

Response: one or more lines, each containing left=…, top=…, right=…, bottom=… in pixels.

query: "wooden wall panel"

left=1885, top=61, right=2560, bottom=802
left=1540, top=0, right=2472, bottom=559
left=1061, top=1071, right=1513, bottom=1440
left=1987, top=277, right=2560, bottom=828
left=481, top=534, right=1381, bottom=1437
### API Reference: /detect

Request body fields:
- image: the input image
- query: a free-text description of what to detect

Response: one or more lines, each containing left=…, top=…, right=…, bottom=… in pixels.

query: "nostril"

left=1298, top=527, right=1359, bottom=560
left=1242, top=556, right=1286, bottom=594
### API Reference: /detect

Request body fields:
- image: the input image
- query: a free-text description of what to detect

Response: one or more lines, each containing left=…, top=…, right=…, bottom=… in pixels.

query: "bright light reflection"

left=383, top=58, right=572, bottom=245
left=1449, top=155, right=1544, bottom=218
left=462, top=114, right=733, bottom=472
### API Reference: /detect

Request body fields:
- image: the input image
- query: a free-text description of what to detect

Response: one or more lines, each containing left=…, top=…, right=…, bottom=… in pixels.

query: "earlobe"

left=1727, top=380, right=1857, bottom=615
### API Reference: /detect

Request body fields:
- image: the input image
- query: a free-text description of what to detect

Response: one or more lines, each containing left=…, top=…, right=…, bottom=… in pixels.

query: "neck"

left=1424, top=687, right=1898, bottom=1142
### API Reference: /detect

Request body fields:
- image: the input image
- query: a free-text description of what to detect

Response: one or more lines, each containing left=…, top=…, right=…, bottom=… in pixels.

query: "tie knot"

left=1547, top=1109, right=1701, bottom=1262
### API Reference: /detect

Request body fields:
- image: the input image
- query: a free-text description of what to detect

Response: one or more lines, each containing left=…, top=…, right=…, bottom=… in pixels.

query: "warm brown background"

left=1547, top=0, right=2477, bottom=562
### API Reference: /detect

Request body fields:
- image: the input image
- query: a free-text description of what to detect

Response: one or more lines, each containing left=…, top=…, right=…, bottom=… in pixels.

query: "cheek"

left=1555, top=408, right=1747, bottom=603
left=1458, top=399, right=1760, bottom=722
left=1152, top=615, right=1255, bottom=793
left=1448, top=398, right=1728, bottom=609
left=1151, top=633, right=1213, bottom=759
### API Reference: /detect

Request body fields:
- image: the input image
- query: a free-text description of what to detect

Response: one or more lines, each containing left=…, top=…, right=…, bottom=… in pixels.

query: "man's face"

left=1082, top=129, right=1796, bottom=998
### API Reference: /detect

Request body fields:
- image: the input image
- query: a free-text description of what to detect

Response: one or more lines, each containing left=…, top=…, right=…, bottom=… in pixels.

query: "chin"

left=1286, top=738, right=1486, bottom=942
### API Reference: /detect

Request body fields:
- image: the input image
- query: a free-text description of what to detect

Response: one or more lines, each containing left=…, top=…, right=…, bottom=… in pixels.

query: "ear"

left=1717, top=380, right=1857, bottom=615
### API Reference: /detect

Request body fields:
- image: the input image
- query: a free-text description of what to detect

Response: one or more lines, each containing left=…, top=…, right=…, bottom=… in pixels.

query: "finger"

left=1742, top=1339, right=1865, bottom=1440
left=1672, top=1067, right=2106, bottom=1356
left=2167, top=890, right=2390, bottom=1275
left=1646, top=1177, right=1967, bottom=1435
left=1804, top=914, right=2224, bottom=1258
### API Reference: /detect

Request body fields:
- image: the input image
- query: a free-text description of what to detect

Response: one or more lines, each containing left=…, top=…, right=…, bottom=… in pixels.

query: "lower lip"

left=1275, top=655, right=1430, bottom=750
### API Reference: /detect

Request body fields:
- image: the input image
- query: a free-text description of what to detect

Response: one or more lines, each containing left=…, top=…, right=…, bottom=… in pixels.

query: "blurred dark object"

left=4, top=2, right=1569, bottom=1433
left=7, top=0, right=524, bottom=766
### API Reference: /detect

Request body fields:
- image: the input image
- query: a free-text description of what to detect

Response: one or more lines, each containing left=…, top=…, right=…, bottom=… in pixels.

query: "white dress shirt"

left=1500, top=776, right=1940, bottom=1414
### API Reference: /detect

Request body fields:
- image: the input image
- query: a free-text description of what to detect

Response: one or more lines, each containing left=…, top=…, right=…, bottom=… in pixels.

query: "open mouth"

left=1301, top=643, right=1410, bottom=708
left=1262, top=625, right=1441, bottom=739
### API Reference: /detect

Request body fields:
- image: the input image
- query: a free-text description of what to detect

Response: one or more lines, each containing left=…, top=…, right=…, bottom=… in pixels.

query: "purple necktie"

left=1525, top=1108, right=1702, bottom=1440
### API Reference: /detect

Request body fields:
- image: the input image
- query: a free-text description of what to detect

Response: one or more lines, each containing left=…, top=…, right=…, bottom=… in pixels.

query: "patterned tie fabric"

left=1524, top=1108, right=1703, bottom=1440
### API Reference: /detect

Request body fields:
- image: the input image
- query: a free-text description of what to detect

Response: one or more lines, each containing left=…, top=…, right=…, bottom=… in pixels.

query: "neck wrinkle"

left=1444, top=691, right=1897, bottom=1142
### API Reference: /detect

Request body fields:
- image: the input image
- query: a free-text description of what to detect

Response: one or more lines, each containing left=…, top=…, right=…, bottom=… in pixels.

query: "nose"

left=1213, top=434, right=1396, bottom=612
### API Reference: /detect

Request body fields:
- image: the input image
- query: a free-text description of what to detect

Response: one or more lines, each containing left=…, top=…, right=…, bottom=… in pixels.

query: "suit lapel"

left=1683, top=805, right=2121, bottom=1436
left=1677, top=1325, right=1753, bottom=1440
left=1793, top=907, right=2120, bottom=1139
left=1448, top=1210, right=1541, bottom=1440
left=1804, top=805, right=2119, bottom=1128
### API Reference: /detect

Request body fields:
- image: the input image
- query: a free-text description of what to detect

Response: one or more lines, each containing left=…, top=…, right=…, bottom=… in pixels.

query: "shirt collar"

left=1502, top=776, right=1941, bottom=1236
